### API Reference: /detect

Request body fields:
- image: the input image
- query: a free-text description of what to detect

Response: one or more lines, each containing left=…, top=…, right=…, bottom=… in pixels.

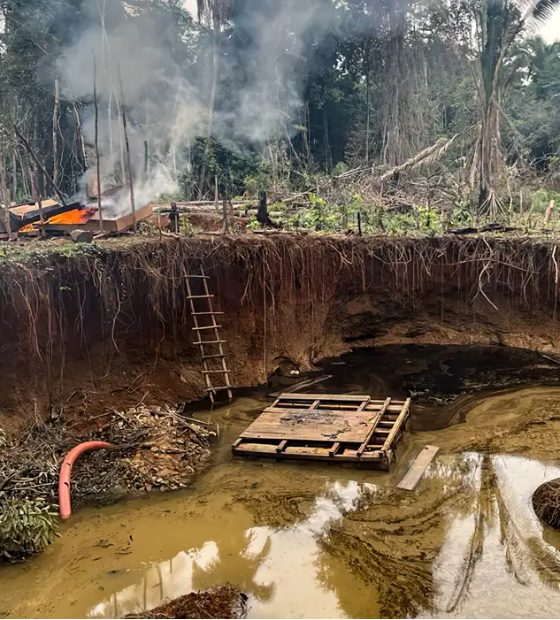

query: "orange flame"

left=46, top=208, right=97, bottom=225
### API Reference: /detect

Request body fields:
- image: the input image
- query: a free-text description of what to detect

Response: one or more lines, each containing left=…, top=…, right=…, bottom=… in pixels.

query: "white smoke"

left=54, top=0, right=334, bottom=214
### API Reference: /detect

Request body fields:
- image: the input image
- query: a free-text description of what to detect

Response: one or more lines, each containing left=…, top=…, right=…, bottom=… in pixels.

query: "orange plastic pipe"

left=58, top=441, right=114, bottom=520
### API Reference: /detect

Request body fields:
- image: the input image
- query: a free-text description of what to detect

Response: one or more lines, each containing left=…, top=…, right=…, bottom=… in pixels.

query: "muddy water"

left=4, top=364, right=560, bottom=617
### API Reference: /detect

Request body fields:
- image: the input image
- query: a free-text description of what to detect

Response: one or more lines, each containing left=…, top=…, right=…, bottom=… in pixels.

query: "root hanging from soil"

left=1, top=235, right=560, bottom=426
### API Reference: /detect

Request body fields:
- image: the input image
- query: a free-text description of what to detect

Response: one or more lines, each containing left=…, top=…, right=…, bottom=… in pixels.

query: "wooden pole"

left=93, top=51, right=104, bottom=233
left=357, top=211, right=362, bottom=236
left=117, top=60, right=136, bottom=232
left=37, top=196, right=45, bottom=238
left=12, top=124, right=67, bottom=206
left=52, top=78, right=60, bottom=187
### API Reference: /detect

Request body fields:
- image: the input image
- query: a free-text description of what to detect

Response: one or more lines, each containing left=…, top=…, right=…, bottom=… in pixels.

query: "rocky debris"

left=125, top=585, right=247, bottom=619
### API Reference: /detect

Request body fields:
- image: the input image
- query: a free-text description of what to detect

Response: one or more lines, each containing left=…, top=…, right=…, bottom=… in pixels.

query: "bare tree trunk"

left=74, top=103, right=88, bottom=171
left=0, top=157, right=13, bottom=238
left=93, top=52, right=103, bottom=232
left=11, top=152, right=17, bottom=200
left=52, top=78, right=60, bottom=187
left=118, top=61, right=136, bottom=232
left=199, top=16, right=220, bottom=195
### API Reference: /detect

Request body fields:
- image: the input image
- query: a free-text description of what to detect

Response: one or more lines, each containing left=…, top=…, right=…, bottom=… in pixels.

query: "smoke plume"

left=55, top=0, right=333, bottom=214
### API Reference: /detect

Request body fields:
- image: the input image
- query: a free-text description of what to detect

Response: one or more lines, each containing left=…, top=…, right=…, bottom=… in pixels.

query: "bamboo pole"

left=117, top=60, right=136, bottom=232
left=93, top=51, right=103, bottom=232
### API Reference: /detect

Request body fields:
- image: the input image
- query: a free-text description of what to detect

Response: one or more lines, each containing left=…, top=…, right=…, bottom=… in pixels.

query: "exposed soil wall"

left=1, top=235, right=560, bottom=429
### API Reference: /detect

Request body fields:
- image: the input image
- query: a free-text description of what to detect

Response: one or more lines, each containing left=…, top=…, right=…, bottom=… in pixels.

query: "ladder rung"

left=186, top=275, right=210, bottom=279
left=192, top=312, right=224, bottom=316
left=207, top=386, right=232, bottom=392
left=203, top=369, right=231, bottom=374
left=375, top=429, right=390, bottom=434
left=202, top=354, right=226, bottom=359
left=195, top=340, right=227, bottom=345
left=188, top=295, right=214, bottom=299
left=193, top=325, right=222, bottom=331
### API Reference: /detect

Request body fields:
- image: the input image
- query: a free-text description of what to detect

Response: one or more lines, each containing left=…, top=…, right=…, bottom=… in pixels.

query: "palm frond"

left=520, top=0, right=560, bottom=24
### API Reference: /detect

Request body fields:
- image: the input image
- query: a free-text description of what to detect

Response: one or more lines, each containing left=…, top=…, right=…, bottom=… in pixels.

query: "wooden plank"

left=203, top=369, right=231, bottom=374
left=193, top=325, right=223, bottom=331
left=397, top=445, right=440, bottom=491
left=233, top=443, right=385, bottom=463
left=357, top=397, right=391, bottom=457
left=277, top=394, right=370, bottom=402
left=276, top=440, right=288, bottom=453
left=232, top=438, right=243, bottom=448
left=192, top=312, right=225, bottom=316
left=270, top=375, right=333, bottom=397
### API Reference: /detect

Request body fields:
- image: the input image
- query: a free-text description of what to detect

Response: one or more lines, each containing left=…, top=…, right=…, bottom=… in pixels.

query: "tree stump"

left=533, top=479, right=560, bottom=528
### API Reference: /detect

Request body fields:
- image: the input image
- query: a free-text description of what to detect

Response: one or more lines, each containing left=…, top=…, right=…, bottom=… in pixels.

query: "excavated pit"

left=1, top=235, right=560, bottom=432
left=2, top=235, right=560, bottom=618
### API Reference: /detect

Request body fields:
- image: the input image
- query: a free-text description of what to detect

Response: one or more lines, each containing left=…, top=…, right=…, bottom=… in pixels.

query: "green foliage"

left=532, top=189, right=560, bottom=213
left=0, top=498, right=59, bottom=561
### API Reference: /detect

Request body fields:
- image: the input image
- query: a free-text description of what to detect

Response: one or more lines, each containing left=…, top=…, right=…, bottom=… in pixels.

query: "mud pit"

left=3, top=346, right=560, bottom=618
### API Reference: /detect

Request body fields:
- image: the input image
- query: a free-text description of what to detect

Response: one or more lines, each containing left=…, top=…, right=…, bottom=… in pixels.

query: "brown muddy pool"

left=3, top=383, right=560, bottom=618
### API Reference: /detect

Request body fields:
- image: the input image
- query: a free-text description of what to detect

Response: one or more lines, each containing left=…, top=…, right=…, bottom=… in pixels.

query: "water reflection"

left=425, top=454, right=560, bottom=618
left=90, top=480, right=375, bottom=619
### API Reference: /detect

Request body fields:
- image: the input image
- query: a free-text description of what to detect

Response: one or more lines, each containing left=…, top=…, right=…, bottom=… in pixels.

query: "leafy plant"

left=0, top=498, right=59, bottom=561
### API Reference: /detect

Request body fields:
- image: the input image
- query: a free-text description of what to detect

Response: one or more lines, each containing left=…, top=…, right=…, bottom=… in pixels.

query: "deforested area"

left=2, top=0, right=560, bottom=619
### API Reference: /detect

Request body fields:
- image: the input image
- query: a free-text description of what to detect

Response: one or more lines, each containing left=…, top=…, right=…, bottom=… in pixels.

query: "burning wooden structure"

left=232, top=394, right=411, bottom=469
left=17, top=203, right=153, bottom=235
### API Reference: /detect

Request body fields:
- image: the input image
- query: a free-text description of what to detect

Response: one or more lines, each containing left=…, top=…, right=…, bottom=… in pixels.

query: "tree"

left=472, top=0, right=560, bottom=214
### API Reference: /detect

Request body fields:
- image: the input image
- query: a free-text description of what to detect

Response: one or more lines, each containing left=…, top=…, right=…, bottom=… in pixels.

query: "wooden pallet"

left=232, top=394, right=411, bottom=469
left=186, top=266, right=232, bottom=404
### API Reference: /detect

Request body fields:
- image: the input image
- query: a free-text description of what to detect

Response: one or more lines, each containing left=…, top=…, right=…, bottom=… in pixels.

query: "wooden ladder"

left=186, top=265, right=232, bottom=404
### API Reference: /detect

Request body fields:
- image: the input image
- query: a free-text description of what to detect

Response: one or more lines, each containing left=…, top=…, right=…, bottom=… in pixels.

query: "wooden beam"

left=276, top=440, right=288, bottom=453
left=329, top=442, right=341, bottom=457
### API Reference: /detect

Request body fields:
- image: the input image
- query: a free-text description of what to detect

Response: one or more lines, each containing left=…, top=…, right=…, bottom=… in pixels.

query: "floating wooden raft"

left=232, top=394, right=411, bottom=470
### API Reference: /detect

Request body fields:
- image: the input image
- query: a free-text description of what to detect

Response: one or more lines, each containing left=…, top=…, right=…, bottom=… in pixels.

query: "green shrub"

left=0, top=498, right=59, bottom=561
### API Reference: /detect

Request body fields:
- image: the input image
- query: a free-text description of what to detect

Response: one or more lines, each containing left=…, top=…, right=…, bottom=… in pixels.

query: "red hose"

left=58, top=441, right=114, bottom=520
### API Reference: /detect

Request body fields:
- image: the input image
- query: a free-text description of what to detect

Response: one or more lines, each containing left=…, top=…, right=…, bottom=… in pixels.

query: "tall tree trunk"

left=93, top=52, right=103, bottom=232
left=11, top=152, right=17, bottom=200
left=0, top=156, right=13, bottom=238
left=52, top=78, right=60, bottom=187
left=199, top=16, right=220, bottom=195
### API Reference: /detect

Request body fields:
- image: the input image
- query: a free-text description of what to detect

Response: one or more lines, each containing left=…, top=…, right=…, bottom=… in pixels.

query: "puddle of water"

left=3, top=368, right=560, bottom=618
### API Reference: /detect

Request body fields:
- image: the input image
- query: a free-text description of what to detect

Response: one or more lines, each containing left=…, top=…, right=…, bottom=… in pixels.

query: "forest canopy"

left=0, top=0, right=559, bottom=225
